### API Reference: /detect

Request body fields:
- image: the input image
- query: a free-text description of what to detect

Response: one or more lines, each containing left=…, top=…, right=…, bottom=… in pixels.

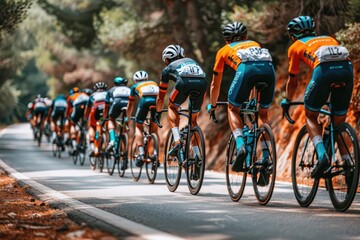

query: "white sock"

left=232, top=128, right=243, bottom=139
left=192, top=146, right=200, bottom=157
left=90, top=142, right=94, bottom=151
left=172, top=127, right=181, bottom=142
left=138, top=146, right=145, bottom=155
left=51, top=132, right=56, bottom=140
left=72, top=139, right=77, bottom=149
left=64, top=133, right=69, bottom=142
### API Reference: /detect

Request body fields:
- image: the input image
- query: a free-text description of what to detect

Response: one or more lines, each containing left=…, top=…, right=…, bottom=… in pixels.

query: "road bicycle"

left=158, top=91, right=206, bottom=195
left=211, top=82, right=277, bottom=205
left=282, top=98, right=359, bottom=212
left=130, top=112, right=160, bottom=184
left=89, top=119, right=108, bottom=172
left=105, top=108, right=129, bottom=177
left=51, top=118, right=66, bottom=158
left=72, top=120, right=87, bottom=166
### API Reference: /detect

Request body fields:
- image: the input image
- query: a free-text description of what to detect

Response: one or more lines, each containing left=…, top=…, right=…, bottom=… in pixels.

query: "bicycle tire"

left=72, top=150, right=78, bottom=165
left=185, top=126, right=206, bottom=195
left=164, top=130, right=182, bottom=192
left=226, top=134, right=247, bottom=202
left=37, top=129, right=42, bottom=147
left=251, top=123, right=277, bottom=205
left=52, top=141, right=57, bottom=157
left=79, top=132, right=87, bottom=166
left=145, top=133, right=159, bottom=184
left=130, top=136, right=142, bottom=181
left=327, top=122, right=360, bottom=212
left=89, top=154, right=97, bottom=170
left=292, top=125, right=319, bottom=207
left=98, top=132, right=106, bottom=173
left=118, top=133, right=128, bottom=177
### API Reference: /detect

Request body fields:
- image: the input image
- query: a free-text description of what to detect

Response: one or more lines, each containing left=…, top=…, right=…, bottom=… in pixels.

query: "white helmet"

left=133, top=70, right=148, bottom=82
left=162, top=44, right=185, bottom=62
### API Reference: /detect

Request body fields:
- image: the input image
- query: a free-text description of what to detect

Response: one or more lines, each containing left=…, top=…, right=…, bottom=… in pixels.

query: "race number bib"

left=315, top=45, right=349, bottom=63
left=177, top=64, right=205, bottom=78
left=236, top=47, right=273, bottom=62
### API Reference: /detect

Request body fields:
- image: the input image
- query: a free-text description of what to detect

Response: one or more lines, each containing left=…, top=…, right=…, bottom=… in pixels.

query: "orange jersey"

left=287, top=36, right=343, bottom=74
left=66, top=92, right=89, bottom=117
left=213, top=40, right=261, bottom=73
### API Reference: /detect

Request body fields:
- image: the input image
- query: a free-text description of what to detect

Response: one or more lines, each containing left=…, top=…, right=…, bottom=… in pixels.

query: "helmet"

left=93, top=81, right=108, bottom=91
left=113, top=77, right=128, bottom=86
left=133, top=70, right=148, bottom=82
left=69, top=87, right=80, bottom=95
left=83, top=88, right=93, bottom=95
left=222, top=22, right=247, bottom=42
left=36, top=94, right=41, bottom=99
left=287, top=16, right=316, bottom=40
left=162, top=44, right=184, bottom=62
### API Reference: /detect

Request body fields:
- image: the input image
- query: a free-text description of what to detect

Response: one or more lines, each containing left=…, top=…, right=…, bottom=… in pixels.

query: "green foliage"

left=336, top=22, right=360, bottom=65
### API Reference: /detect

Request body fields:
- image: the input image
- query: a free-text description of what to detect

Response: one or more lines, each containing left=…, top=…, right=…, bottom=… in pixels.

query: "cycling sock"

left=90, top=141, right=94, bottom=151
left=261, top=141, right=271, bottom=160
left=51, top=131, right=56, bottom=140
left=109, top=129, right=115, bottom=142
left=71, top=139, right=77, bottom=149
left=192, top=146, right=200, bottom=158
left=233, top=128, right=244, bottom=150
left=313, top=135, right=325, bottom=160
left=172, top=127, right=181, bottom=142
left=64, top=133, right=69, bottom=142
left=138, top=145, right=145, bottom=156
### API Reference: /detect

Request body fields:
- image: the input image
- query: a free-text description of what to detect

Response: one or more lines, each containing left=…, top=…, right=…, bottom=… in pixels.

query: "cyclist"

left=107, top=76, right=130, bottom=150
left=127, top=70, right=159, bottom=167
left=32, top=94, right=47, bottom=132
left=281, top=16, right=353, bottom=179
left=155, top=44, right=207, bottom=166
left=207, top=22, right=276, bottom=178
left=48, top=94, right=67, bottom=144
left=66, top=87, right=89, bottom=153
left=84, top=82, right=110, bottom=156
left=26, top=101, right=35, bottom=130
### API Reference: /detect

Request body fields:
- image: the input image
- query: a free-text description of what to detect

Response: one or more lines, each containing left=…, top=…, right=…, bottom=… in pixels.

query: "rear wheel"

left=164, top=130, right=182, bottom=192
left=145, top=133, right=159, bottom=184
left=78, top=133, right=87, bottom=166
left=186, top=126, right=206, bottom=195
left=118, top=133, right=128, bottom=177
left=226, top=134, right=247, bottom=202
left=292, top=125, right=319, bottom=207
left=327, top=123, right=359, bottom=212
left=98, top=132, right=106, bottom=172
left=252, top=124, right=276, bottom=205
left=130, top=136, right=142, bottom=181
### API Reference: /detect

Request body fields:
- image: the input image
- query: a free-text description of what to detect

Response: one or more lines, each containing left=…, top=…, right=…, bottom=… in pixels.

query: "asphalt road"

left=0, top=123, right=360, bottom=240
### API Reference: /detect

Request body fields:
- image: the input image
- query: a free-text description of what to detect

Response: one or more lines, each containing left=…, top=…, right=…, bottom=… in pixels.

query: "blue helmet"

left=287, top=16, right=316, bottom=40
left=113, top=77, right=128, bottom=86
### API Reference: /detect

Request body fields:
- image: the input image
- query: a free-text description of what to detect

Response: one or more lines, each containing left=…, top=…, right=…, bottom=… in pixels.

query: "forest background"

left=1, top=0, right=360, bottom=176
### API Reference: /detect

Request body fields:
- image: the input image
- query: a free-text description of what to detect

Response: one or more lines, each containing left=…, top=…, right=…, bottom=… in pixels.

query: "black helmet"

left=222, top=22, right=247, bottom=42
left=93, top=81, right=108, bottom=91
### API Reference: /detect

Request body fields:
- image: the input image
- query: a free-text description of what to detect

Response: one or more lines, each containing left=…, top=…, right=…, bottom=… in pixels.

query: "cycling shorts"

left=135, top=96, right=156, bottom=124
left=304, top=61, right=353, bottom=116
left=34, top=107, right=46, bottom=119
left=228, top=61, right=276, bottom=109
left=169, top=77, right=207, bottom=113
left=89, top=101, right=106, bottom=128
left=51, top=107, right=66, bottom=122
left=70, top=103, right=86, bottom=124
left=109, top=98, right=128, bottom=119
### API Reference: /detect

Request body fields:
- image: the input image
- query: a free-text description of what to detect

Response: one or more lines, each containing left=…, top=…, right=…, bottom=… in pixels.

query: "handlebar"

left=281, top=101, right=303, bottom=124
left=210, top=102, right=228, bottom=123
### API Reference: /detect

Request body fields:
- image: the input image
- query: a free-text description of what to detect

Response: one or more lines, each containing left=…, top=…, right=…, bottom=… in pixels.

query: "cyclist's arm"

left=156, top=82, right=168, bottom=112
left=210, top=72, right=223, bottom=107
left=126, top=96, right=135, bottom=120
left=285, top=74, right=298, bottom=101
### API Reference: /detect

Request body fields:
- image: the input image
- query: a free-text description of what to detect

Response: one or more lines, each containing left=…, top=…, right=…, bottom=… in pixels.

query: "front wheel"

left=327, top=123, right=360, bottom=212
left=118, top=133, right=128, bottom=177
left=145, top=133, right=159, bottom=184
left=292, top=125, right=319, bottom=207
left=251, top=124, right=277, bottom=205
left=186, top=126, right=206, bottom=195
left=164, top=130, right=182, bottom=192
left=130, top=136, right=142, bottom=181
left=226, top=134, right=247, bottom=202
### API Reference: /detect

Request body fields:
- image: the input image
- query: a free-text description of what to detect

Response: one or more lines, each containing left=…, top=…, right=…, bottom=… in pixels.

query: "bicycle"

left=72, top=120, right=87, bottom=166
left=106, top=107, right=129, bottom=177
left=282, top=98, right=359, bottom=212
left=89, top=119, right=108, bottom=172
left=51, top=118, right=66, bottom=158
left=158, top=91, right=206, bottom=195
left=34, top=120, right=43, bottom=147
left=211, top=82, right=277, bottom=205
left=129, top=112, right=160, bottom=184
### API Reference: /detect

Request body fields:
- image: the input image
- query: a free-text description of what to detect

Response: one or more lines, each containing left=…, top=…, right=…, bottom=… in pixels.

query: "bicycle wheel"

left=186, top=126, right=206, bottom=195
left=164, top=130, right=182, bottom=192
left=327, top=123, right=359, bottom=212
left=130, top=136, right=142, bottom=181
left=52, top=140, right=57, bottom=157
left=145, top=133, right=159, bottom=184
left=37, top=129, right=42, bottom=147
left=292, top=125, right=319, bottom=207
left=226, top=134, right=247, bottom=202
left=98, top=132, right=106, bottom=172
left=118, top=133, right=128, bottom=177
left=251, top=124, right=276, bottom=205
left=78, top=133, right=87, bottom=166
left=72, top=149, right=78, bottom=165
left=89, top=154, right=97, bottom=170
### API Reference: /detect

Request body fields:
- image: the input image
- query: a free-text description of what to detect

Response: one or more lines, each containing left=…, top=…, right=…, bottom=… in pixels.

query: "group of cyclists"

left=26, top=16, right=357, bottom=209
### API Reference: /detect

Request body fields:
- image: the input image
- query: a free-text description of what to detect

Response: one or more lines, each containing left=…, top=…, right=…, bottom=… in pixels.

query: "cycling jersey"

left=160, top=57, right=206, bottom=112
left=33, top=98, right=47, bottom=118
left=108, top=86, right=130, bottom=119
left=288, top=35, right=353, bottom=115
left=213, top=40, right=275, bottom=108
left=51, top=95, right=67, bottom=122
left=129, top=81, right=159, bottom=124
left=87, top=91, right=110, bottom=128
left=66, top=92, right=89, bottom=122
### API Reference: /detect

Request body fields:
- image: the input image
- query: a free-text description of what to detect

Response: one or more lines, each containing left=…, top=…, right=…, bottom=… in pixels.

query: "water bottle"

left=323, top=126, right=330, bottom=147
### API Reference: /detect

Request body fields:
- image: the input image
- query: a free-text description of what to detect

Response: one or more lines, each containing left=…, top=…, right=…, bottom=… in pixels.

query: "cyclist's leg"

left=50, top=109, right=57, bottom=142
left=108, top=100, right=122, bottom=148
